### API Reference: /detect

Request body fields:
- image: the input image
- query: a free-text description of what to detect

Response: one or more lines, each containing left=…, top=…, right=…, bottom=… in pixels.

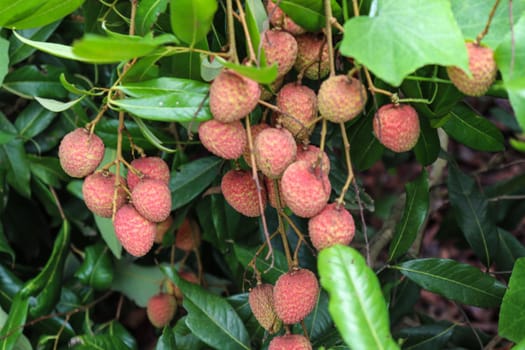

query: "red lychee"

left=266, top=0, right=306, bottom=35
left=199, top=119, right=247, bottom=160
left=82, top=172, right=127, bottom=218
left=209, top=69, right=261, bottom=123
left=221, top=169, right=267, bottom=217
left=277, top=83, right=317, bottom=140
left=243, top=123, right=270, bottom=166
left=281, top=161, right=331, bottom=218
left=114, top=204, right=156, bottom=257
left=58, top=128, right=105, bottom=178
left=249, top=283, right=282, bottom=334
left=268, top=334, right=313, bottom=350
left=131, top=179, right=172, bottom=223
left=155, top=215, right=174, bottom=244
left=308, top=203, right=355, bottom=250
left=318, top=75, right=367, bottom=123
left=262, top=29, right=298, bottom=77
left=127, top=156, right=170, bottom=191
left=294, top=34, right=329, bottom=80
left=273, top=268, right=319, bottom=324
left=254, top=128, right=297, bottom=179
left=296, top=144, right=330, bottom=174
left=447, top=42, right=497, bottom=96
left=146, top=293, right=177, bottom=328
left=175, top=217, right=201, bottom=252
left=373, top=103, right=420, bottom=153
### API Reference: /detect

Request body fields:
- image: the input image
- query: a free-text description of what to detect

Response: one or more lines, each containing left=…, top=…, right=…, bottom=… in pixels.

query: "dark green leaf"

left=130, top=116, right=176, bottom=153
left=234, top=245, right=288, bottom=284
left=318, top=245, right=399, bottom=350
left=413, top=116, right=440, bottom=166
left=394, top=258, right=506, bottom=308
left=494, top=228, right=525, bottom=273
left=2, top=139, right=31, bottom=198
left=219, top=60, right=278, bottom=84
left=0, top=130, right=16, bottom=145
left=395, top=323, right=455, bottom=350
left=170, top=157, right=222, bottom=210
left=2, top=65, right=67, bottom=99
left=104, top=321, right=138, bottom=350
left=0, top=226, right=14, bottom=264
left=499, top=257, right=525, bottom=343
left=173, top=317, right=205, bottom=350
left=156, top=326, right=176, bottom=350
left=8, top=21, right=61, bottom=64
left=0, top=293, right=29, bottom=350
left=0, top=0, right=84, bottom=29
left=227, top=293, right=265, bottom=343
left=340, top=0, right=468, bottom=86
left=136, top=0, right=169, bottom=36
left=280, top=0, right=342, bottom=32
left=94, top=216, right=122, bottom=259
left=0, top=38, right=8, bottom=86
left=118, top=77, right=209, bottom=97
left=170, top=0, right=218, bottom=45
left=69, top=334, right=130, bottom=350
left=75, top=243, right=114, bottom=290
left=28, top=155, right=68, bottom=187
left=389, top=170, right=429, bottom=261
left=14, top=101, right=57, bottom=139
left=448, top=165, right=499, bottom=266
left=111, top=261, right=165, bottom=307
left=348, top=112, right=383, bottom=171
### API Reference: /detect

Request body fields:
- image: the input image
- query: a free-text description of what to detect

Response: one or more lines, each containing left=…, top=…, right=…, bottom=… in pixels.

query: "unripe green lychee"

left=209, top=69, right=261, bottom=123
left=318, top=75, right=367, bottom=123
left=447, top=42, right=497, bottom=96
left=221, top=169, right=267, bottom=217
left=268, top=334, right=313, bottom=350
left=82, top=172, right=127, bottom=218
left=175, top=217, right=201, bottom=252
left=294, top=33, right=329, bottom=80
left=249, top=283, right=282, bottom=334
left=114, top=204, right=156, bottom=257
left=262, top=29, right=298, bottom=77
left=243, top=123, right=270, bottom=165
left=281, top=161, right=331, bottom=218
left=254, top=128, right=297, bottom=179
left=266, top=1, right=306, bottom=35
left=199, top=119, right=247, bottom=160
left=373, top=103, right=420, bottom=153
left=296, top=144, right=330, bottom=174
left=127, top=156, right=170, bottom=191
left=277, top=83, right=317, bottom=140
left=59, top=128, right=105, bottom=178
left=273, top=268, right=319, bottom=324
left=265, top=176, right=286, bottom=209
left=131, top=179, right=172, bottom=223
left=146, top=293, right=177, bottom=328
left=155, top=215, right=173, bottom=244
left=308, top=203, right=355, bottom=250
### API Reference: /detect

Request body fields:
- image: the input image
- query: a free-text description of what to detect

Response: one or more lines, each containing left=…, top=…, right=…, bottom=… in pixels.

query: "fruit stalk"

left=335, top=122, right=354, bottom=206
left=475, top=0, right=501, bottom=45
left=226, top=0, right=239, bottom=63
left=324, top=0, right=336, bottom=77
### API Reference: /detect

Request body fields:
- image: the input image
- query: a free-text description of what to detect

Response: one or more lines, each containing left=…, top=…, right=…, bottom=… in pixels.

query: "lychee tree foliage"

left=0, top=0, right=525, bottom=349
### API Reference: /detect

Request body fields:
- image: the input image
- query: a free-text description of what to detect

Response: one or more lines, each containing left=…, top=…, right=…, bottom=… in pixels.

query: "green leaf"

left=35, top=96, right=84, bottom=112
left=170, top=0, right=218, bottom=45
left=2, top=139, right=31, bottom=198
left=0, top=308, right=30, bottom=350
left=413, top=116, right=440, bottom=166
left=2, top=64, right=67, bottom=99
left=499, top=257, right=525, bottom=343
left=340, top=0, right=469, bottom=86
left=0, top=38, right=8, bottom=86
left=246, top=0, right=268, bottom=66
left=69, top=334, right=130, bottom=350
left=136, top=0, right=169, bottom=36
left=442, top=103, right=504, bottom=151
left=448, top=165, right=499, bottom=267
left=14, top=101, right=57, bottom=139
left=388, top=170, right=429, bottom=261
left=130, top=116, right=176, bottom=153
left=104, top=321, right=138, bottom=350
left=394, top=258, right=506, bottom=308
left=170, top=157, right=222, bottom=210
left=173, top=317, right=206, bottom=350
left=0, top=293, right=29, bottom=350
left=75, top=243, right=114, bottom=290
left=0, top=226, right=14, bottom=264
left=348, top=112, right=383, bottom=171
left=28, top=155, right=68, bottom=187
left=318, top=245, right=399, bottom=350
left=0, top=130, right=16, bottom=145
left=8, top=21, right=61, bottom=64
left=0, top=0, right=84, bottom=29
left=111, top=261, right=165, bottom=307
left=395, top=323, right=455, bottom=350
left=156, top=326, right=176, bottom=350
left=118, top=77, right=209, bottom=96
left=278, top=0, right=342, bottom=32
left=219, top=60, right=278, bottom=84
left=94, top=216, right=122, bottom=259
left=12, top=30, right=89, bottom=62
left=162, top=267, right=251, bottom=350
left=494, top=228, right=525, bottom=273
left=514, top=339, right=525, bottom=350
left=233, top=245, right=288, bottom=284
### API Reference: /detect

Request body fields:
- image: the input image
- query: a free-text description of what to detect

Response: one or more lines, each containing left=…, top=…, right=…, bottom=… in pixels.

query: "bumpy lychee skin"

left=277, top=83, right=317, bottom=140
left=114, top=204, right=156, bottom=257
left=146, top=293, right=177, bottom=328
left=155, top=215, right=173, bottom=244
left=294, top=34, right=329, bottom=80
left=59, top=128, right=105, bottom=178
left=255, top=128, right=297, bottom=179
left=281, top=161, right=331, bottom=218
left=249, top=283, right=282, bottom=334
left=243, top=123, right=270, bottom=165
left=199, top=119, right=247, bottom=159
left=262, top=29, right=298, bottom=77
left=175, top=218, right=201, bottom=252
left=318, top=75, right=367, bottom=123
left=268, top=334, right=313, bottom=350
left=209, top=69, right=261, bottom=123
left=221, top=169, right=267, bottom=217
left=127, top=157, right=170, bottom=191
left=373, top=103, right=420, bottom=153
left=82, top=172, right=127, bottom=218
left=308, top=203, right=355, bottom=250
left=296, top=144, right=330, bottom=174
left=447, top=42, right=497, bottom=96
left=131, top=179, right=172, bottom=223
left=266, top=0, right=306, bottom=35
left=273, top=268, right=319, bottom=324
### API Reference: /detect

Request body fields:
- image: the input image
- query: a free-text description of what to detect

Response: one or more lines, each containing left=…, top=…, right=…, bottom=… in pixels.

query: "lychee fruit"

left=308, top=203, right=355, bottom=250
left=373, top=103, right=420, bottom=153
left=273, top=268, right=319, bottom=324
left=277, top=83, right=317, bottom=140
left=209, top=69, right=261, bottom=123
left=318, top=75, right=368, bottom=123
left=262, top=29, right=298, bottom=77
left=266, top=0, right=306, bottom=35
left=58, top=128, right=105, bottom=178
left=243, top=123, right=270, bottom=165
left=199, top=119, right=247, bottom=160
left=114, top=204, right=156, bottom=257
left=296, top=144, right=330, bottom=174
left=447, top=42, right=497, bottom=96
left=294, top=33, right=329, bottom=80
left=131, top=179, right=171, bottom=223
left=155, top=215, right=173, bottom=244
left=255, top=128, right=297, bottom=179
left=281, top=161, right=331, bottom=218
left=82, top=172, right=127, bottom=218
left=146, top=293, right=177, bottom=328
left=175, top=217, right=201, bottom=252
left=248, top=283, right=282, bottom=334
left=221, top=169, right=267, bottom=217
left=268, top=334, right=313, bottom=350
left=127, top=156, right=170, bottom=191
left=265, top=177, right=286, bottom=209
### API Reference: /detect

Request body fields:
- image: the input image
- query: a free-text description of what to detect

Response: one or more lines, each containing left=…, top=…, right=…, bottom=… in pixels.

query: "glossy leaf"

left=2, top=64, right=67, bottom=99
left=318, top=245, right=399, bottom=350
left=35, top=96, right=84, bottom=112
left=28, top=155, right=68, bottom=187
left=278, top=0, right=342, bottom=32
left=111, top=261, right=165, bottom=307
left=75, top=243, right=114, bottom=290
left=0, top=38, right=8, bottom=86
left=69, top=334, right=130, bottom=350
left=395, top=258, right=506, bottom=308
left=0, top=293, right=29, bottom=350
left=14, top=101, right=57, bottom=139
left=104, top=321, right=138, bottom=350
left=94, top=216, right=122, bottom=259
left=413, top=116, right=440, bottom=166
left=234, top=245, right=288, bottom=284
left=494, top=228, right=525, bottom=273
left=499, top=257, right=525, bottom=343
left=0, top=0, right=84, bottom=29
left=395, top=323, right=455, bottom=350
left=156, top=326, right=176, bottom=350
left=12, top=30, right=89, bottom=62
left=118, top=77, right=209, bottom=97
left=130, top=116, right=176, bottom=153
left=0, top=308, right=30, bottom=350
left=389, top=170, right=429, bottom=261
left=136, top=0, right=169, bottom=36
left=170, top=0, right=218, bottom=45
left=246, top=0, right=268, bottom=66
left=340, top=0, right=468, bottom=86
left=8, top=21, right=61, bottom=64
left=173, top=317, right=206, bottom=350
left=219, top=59, right=278, bottom=84
left=448, top=165, right=499, bottom=267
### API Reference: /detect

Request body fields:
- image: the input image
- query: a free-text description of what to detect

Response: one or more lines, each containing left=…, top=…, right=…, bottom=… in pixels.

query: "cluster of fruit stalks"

left=58, top=0, right=497, bottom=346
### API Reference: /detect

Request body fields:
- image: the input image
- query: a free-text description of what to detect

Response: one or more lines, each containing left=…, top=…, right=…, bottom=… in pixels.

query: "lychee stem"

left=273, top=181, right=294, bottom=269
left=475, top=0, right=501, bottom=45
left=352, top=0, right=360, bottom=16
left=324, top=0, right=336, bottom=77
left=235, top=0, right=258, bottom=65
left=247, top=230, right=280, bottom=277
left=111, top=110, right=126, bottom=220
left=335, top=122, right=354, bottom=207
left=226, top=0, right=239, bottom=64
